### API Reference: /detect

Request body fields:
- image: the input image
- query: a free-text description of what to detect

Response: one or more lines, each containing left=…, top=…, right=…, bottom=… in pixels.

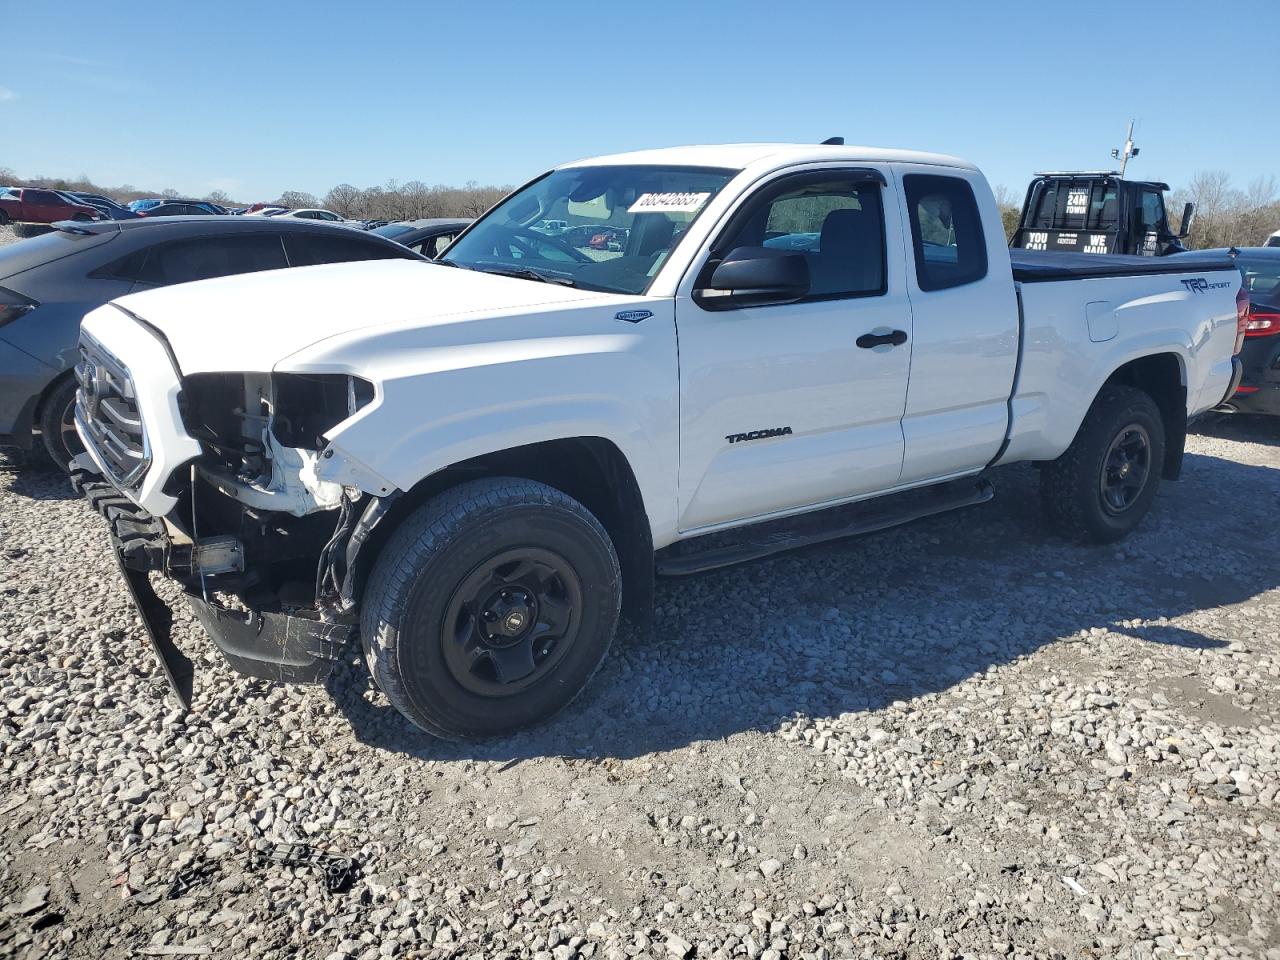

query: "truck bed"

left=1010, top=248, right=1236, bottom=282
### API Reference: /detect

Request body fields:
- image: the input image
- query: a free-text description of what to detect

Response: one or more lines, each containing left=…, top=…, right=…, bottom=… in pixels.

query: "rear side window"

left=88, top=248, right=150, bottom=282
left=136, top=234, right=289, bottom=285
left=1237, top=256, right=1280, bottom=308
left=413, top=232, right=459, bottom=258
left=903, top=174, right=987, bottom=292
left=283, top=233, right=407, bottom=267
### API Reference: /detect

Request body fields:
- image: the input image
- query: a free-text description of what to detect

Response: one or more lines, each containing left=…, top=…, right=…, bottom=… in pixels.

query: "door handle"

left=856, top=329, right=908, bottom=349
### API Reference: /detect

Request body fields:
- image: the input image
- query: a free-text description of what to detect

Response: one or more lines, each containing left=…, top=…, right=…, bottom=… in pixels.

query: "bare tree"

left=275, top=190, right=319, bottom=209
left=324, top=184, right=362, bottom=218
left=992, top=184, right=1022, bottom=242
left=205, top=189, right=231, bottom=205
left=1168, top=170, right=1280, bottom=249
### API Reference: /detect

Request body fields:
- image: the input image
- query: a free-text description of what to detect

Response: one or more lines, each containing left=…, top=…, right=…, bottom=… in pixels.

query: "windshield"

left=442, top=164, right=736, bottom=295
left=372, top=223, right=415, bottom=239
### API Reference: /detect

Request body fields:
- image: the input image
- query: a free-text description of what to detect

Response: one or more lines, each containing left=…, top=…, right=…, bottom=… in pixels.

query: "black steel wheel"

left=441, top=548, right=583, bottom=697
left=1041, top=385, right=1166, bottom=544
left=1099, top=424, right=1151, bottom=515
left=361, top=477, right=621, bottom=739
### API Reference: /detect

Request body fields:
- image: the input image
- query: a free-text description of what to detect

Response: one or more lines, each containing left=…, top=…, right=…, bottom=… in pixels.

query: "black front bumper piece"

left=71, top=456, right=354, bottom=709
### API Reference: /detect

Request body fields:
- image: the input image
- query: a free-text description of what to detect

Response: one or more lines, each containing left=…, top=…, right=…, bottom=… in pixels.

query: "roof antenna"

left=821, top=136, right=844, bottom=146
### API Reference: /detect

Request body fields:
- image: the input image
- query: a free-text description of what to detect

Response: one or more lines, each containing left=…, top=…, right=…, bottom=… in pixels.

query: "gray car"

left=0, top=216, right=427, bottom=468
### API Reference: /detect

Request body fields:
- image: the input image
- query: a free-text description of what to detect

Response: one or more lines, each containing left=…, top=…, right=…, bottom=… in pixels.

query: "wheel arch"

left=32, top=367, right=77, bottom=427
left=1097, top=352, right=1187, bottom=480
left=349, top=436, right=654, bottom=628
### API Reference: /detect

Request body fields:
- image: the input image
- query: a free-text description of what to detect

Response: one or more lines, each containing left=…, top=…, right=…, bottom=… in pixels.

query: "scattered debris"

left=253, top=842, right=358, bottom=894
left=167, top=863, right=216, bottom=900
left=1062, top=876, right=1089, bottom=896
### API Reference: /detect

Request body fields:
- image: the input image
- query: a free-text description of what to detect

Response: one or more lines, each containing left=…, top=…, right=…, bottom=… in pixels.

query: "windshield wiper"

left=476, top=266, right=577, bottom=286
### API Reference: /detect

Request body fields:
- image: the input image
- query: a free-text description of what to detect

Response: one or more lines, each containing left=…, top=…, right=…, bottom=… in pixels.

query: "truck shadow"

left=329, top=449, right=1279, bottom=763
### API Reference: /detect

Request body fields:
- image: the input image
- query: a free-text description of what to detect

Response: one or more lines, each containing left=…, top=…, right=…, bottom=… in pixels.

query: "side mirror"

left=693, top=246, right=809, bottom=310
left=1177, top=201, right=1196, bottom=239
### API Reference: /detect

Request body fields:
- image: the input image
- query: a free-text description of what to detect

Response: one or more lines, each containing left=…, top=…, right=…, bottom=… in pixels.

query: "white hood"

left=108, top=259, right=621, bottom=374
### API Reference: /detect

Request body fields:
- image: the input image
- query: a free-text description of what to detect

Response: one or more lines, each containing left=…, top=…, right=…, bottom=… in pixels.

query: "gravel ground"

left=1, top=361, right=1279, bottom=956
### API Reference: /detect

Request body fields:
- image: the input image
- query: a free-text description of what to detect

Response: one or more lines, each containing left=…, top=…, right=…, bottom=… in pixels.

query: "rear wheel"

left=1040, top=385, right=1165, bottom=544
left=39, top=376, right=84, bottom=472
left=361, top=477, right=621, bottom=740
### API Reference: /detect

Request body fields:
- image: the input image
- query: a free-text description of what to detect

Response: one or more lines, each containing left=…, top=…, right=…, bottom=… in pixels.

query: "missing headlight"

left=271, top=374, right=375, bottom=450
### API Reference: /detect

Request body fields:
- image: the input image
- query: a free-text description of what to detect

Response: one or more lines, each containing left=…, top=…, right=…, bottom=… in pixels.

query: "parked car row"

left=0, top=187, right=104, bottom=226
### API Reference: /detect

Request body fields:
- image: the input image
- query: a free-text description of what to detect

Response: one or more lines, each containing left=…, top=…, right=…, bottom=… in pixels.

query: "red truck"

left=0, top=187, right=103, bottom=226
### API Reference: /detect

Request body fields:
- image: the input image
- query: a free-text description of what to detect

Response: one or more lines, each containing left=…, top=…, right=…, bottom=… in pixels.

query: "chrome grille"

left=76, top=333, right=150, bottom=487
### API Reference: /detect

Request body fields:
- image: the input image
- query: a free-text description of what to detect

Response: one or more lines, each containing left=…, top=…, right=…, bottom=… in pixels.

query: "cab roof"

left=559, top=142, right=978, bottom=173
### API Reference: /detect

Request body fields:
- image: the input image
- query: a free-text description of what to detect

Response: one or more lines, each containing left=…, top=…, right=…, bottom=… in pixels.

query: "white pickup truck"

left=71, top=142, right=1246, bottom=739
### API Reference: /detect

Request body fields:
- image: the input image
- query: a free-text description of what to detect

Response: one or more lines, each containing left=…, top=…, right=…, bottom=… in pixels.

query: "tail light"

left=1244, top=309, right=1280, bottom=338
left=0, top=286, right=39, bottom=329
left=1234, top=286, right=1250, bottom=354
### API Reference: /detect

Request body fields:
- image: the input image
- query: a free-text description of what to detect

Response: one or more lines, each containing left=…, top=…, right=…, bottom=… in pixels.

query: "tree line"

left=3, top=162, right=1277, bottom=244
left=0, top=165, right=511, bottom=221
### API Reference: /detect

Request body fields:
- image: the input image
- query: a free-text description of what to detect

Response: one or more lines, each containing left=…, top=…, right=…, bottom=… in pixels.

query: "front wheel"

left=1040, top=385, right=1166, bottom=544
left=361, top=477, right=621, bottom=739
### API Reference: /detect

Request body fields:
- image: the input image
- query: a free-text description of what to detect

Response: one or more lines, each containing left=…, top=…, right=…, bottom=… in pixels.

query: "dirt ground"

left=1, top=402, right=1278, bottom=959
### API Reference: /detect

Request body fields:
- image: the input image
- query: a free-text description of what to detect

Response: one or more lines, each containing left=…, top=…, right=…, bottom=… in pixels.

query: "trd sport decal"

left=725, top=426, right=793, bottom=444
left=1180, top=277, right=1231, bottom=293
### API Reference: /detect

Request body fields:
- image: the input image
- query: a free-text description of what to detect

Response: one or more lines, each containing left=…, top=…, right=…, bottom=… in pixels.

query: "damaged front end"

left=74, top=363, right=397, bottom=708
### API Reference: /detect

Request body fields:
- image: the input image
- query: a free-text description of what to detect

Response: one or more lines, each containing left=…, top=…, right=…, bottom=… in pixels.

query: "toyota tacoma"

left=70, top=142, right=1247, bottom=739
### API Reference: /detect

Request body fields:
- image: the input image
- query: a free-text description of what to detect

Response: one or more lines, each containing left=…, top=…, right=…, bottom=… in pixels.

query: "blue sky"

left=3, top=0, right=1276, bottom=202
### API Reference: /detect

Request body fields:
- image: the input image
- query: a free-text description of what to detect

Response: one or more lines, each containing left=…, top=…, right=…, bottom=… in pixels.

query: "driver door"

left=675, top=167, right=912, bottom=531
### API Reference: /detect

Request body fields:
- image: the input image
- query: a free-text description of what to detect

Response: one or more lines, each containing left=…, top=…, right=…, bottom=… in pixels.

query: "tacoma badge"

left=725, top=427, right=793, bottom=444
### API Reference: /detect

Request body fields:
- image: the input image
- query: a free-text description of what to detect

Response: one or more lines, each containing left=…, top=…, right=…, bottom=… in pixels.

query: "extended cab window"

left=903, top=174, right=986, bottom=291
left=136, top=235, right=289, bottom=286
left=718, top=174, right=886, bottom=299
left=283, top=233, right=406, bottom=267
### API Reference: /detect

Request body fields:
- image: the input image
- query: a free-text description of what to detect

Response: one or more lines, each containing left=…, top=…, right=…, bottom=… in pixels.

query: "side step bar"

left=656, top=477, right=994, bottom=577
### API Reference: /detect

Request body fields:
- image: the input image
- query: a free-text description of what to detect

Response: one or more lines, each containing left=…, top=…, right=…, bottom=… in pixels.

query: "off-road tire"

left=1040, top=385, right=1165, bottom=544
left=361, top=477, right=621, bottom=740
left=38, top=376, right=84, bottom=472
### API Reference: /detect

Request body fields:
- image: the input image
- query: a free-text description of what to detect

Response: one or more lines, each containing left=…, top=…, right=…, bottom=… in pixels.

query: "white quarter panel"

left=1000, top=273, right=1239, bottom=464
left=891, top=164, right=1020, bottom=484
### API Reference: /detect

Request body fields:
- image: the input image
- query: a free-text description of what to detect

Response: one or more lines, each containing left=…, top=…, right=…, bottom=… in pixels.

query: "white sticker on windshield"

left=628, top=192, right=711, bottom=214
